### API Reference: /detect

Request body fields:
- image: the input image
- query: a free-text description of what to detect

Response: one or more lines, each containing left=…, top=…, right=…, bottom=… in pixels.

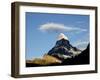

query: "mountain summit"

left=58, top=33, right=68, bottom=40
left=48, top=33, right=81, bottom=60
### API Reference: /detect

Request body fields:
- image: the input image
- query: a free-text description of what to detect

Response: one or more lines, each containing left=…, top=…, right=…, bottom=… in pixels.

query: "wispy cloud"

left=76, top=21, right=85, bottom=24
left=73, top=41, right=89, bottom=46
left=73, top=41, right=89, bottom=50
left=39, top=23, right=87, bottom=33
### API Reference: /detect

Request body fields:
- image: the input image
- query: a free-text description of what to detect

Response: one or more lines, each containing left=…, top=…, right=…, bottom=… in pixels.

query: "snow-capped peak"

left=57, top=33, right=68, bottom=40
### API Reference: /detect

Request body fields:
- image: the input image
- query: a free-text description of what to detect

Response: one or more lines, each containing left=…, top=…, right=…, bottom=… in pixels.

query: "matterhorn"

left=48, top=33, right=81, bottom=60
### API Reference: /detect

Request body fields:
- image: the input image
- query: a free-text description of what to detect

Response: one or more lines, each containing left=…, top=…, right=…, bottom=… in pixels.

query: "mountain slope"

left=48, top=33, right=81, bottom=60
left=26, top=54, right=62, bottom=67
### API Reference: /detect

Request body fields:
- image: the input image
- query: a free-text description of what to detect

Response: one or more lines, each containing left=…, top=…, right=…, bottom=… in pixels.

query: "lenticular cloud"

left=39, top=22, right=87, bottom=33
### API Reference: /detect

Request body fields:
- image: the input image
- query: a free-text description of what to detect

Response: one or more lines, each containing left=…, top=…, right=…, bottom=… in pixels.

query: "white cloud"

left=73, top=41, right=89, bottom=50
left=73, top=41, right=89, bottom=47
left=39, top=23, right=87, bottom=33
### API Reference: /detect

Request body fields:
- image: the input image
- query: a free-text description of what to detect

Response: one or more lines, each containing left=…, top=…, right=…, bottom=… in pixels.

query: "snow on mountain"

left=57, top=33, right=68, bottom=40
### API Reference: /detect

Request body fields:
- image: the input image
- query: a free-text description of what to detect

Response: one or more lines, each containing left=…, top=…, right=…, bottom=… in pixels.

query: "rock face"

left=48, top=33, right=81, bottom=60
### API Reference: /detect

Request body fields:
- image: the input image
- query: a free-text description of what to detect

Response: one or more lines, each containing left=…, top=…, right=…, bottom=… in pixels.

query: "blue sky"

left=25, top=12, right=89, bottom=60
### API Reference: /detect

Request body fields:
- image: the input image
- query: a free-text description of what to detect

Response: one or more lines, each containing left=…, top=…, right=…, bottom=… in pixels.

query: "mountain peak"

left=57, top=33, right=68, bottom=40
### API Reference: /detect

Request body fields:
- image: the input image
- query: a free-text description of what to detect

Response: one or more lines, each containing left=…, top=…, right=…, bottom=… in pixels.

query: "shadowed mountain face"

left=61, top=44, right=90, bottom=65
left=48, top=38, right=81, bottom=60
